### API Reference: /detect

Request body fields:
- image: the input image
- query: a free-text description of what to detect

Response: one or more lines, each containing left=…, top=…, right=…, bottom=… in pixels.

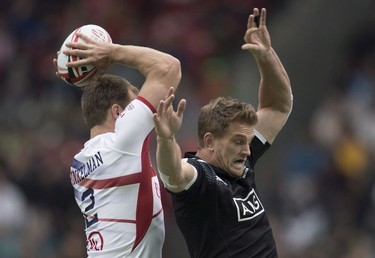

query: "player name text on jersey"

left=70, top=151, right=104, bottom=184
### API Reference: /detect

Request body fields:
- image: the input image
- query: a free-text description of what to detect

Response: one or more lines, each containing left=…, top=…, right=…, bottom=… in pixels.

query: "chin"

left=228, top=170, right=243, bottom=178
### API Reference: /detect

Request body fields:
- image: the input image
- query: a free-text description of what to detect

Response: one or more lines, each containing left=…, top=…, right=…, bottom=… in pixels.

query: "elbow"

left=168, top=56, right=182, bottom=75
left=279, top=93, right=293, bottom=118
left=262, top=93, right=293, bottom=115
left=268, top=93, right=293, bottom=116
left=158, top=56, right=182, bottom=86
left=169, top=57, right=182, bottom=83
left=286, top=93, right=293, bottom=115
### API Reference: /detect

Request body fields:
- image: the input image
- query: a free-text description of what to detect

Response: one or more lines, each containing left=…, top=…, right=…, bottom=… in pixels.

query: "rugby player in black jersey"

left=153, top=8, right=292, bottom=258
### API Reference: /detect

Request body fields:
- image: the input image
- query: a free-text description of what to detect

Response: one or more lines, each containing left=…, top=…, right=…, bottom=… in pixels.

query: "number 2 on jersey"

left=82, top=188, right=98, bottom=228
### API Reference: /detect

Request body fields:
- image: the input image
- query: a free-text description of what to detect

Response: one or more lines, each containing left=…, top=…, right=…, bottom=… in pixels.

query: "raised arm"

left=153, top=91, right=196, bottom=193
left=62, top=33, right=182, bottom=109
left=242, top=8, right=293, bottom=144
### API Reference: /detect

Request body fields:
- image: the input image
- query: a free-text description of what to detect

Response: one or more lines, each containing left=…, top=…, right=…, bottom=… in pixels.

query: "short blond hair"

left=197, top=97, right=257, bottom=147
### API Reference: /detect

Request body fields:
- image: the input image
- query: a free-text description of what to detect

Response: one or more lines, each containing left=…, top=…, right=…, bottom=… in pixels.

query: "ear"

left=203, top=133, right=215, bottom=151
left=110, top=104, right=122, bottom=119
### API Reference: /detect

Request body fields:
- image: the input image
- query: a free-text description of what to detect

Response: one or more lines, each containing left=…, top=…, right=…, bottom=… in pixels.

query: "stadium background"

left=0, top=0, right=374, bottom=257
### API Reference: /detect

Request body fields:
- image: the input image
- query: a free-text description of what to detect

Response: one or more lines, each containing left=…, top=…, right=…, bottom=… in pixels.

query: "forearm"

left=255, top=48, right=292, bottom=113
left=111, top=44, right=181, bottom=84
left=111, top=44, right=181, bottom=108
left=156, top=136, right=182, bottom=178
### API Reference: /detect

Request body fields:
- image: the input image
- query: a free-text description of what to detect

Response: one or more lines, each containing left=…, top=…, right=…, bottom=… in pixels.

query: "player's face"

left=211, top=122, right=255, bottom=178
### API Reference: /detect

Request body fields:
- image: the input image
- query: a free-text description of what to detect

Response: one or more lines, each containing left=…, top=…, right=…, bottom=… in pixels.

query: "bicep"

left=113, top=99, right=154, bottom=152
left=138, top=59, right=181, bottom=109
left=138, top=80, right=172, bottom=109
left=255, top=108, right=290, bottom=144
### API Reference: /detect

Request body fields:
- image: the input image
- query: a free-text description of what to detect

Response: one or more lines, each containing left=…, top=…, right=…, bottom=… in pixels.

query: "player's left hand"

left=241, top=8, right=271, bottom=58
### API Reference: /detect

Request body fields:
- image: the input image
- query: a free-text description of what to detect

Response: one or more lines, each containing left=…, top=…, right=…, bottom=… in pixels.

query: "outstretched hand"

left=63, top=33, right=114, bottom=75
left=153, top=88, right=186, bottom=140
left=241, top=8, right=271, bottom=58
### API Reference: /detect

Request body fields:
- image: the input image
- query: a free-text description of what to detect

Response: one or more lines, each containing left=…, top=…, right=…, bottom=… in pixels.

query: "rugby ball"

left=57, top=24, right=112, bottom=87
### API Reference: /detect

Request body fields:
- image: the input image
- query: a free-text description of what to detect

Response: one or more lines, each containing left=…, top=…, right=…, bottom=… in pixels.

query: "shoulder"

left=184, top=157, right=220, bottom=187
left=114, top=98, right=155, bottom=137
left=250, top=130, right=271, bottom=163
left=121, top=98, right=155, bottom=116
left=135, top=96, right=156, bottom=113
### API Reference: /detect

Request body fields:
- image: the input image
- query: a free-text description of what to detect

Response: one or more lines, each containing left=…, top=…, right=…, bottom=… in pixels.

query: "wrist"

left=110, top=44, right=122, bottom=62
left=253, top=47, right=273, bottom=61
left=157, top=135, right=175, bottom=143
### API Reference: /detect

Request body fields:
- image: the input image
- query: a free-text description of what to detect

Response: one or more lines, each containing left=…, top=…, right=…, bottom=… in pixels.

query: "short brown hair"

left=197, top=97, right=257, bottom=147
left=81, top=74, right=139, bottom=129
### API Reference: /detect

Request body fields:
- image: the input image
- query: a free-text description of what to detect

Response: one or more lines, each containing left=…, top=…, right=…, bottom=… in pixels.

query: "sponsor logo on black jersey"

left=233, top=188, right=265, bottom=221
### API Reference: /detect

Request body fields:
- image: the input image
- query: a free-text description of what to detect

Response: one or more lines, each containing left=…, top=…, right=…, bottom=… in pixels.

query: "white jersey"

left=70, top=97, right=164, bottom=258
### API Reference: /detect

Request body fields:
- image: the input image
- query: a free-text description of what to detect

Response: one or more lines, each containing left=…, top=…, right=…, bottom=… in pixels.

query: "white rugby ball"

left=57, top=24, right=112, bottom=87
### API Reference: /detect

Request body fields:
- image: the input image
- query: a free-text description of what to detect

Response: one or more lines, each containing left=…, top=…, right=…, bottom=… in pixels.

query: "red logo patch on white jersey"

left=87, top=231, right=104, bottom=251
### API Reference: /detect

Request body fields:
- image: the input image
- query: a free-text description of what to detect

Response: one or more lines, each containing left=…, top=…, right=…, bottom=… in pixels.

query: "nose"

left=241, top=144, right=251, bottom=156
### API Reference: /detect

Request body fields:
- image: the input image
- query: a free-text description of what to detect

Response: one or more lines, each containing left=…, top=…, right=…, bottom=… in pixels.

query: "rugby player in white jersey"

left=153, top=8, right=292, bottom=258
left=55, top=33, right=181, bottom=257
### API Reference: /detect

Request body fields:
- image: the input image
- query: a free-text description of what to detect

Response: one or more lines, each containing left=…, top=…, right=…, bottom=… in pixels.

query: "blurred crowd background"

left=0, top=0, right=374, bottom=257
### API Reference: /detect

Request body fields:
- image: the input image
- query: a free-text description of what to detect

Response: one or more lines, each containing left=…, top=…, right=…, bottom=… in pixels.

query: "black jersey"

left=170, top=136, right=278, bottom=258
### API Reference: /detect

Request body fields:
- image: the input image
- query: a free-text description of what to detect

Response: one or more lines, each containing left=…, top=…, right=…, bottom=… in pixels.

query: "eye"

left=234, top=139, right=246, bottom=145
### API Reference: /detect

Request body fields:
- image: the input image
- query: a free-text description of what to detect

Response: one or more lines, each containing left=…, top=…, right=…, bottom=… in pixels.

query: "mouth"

left=233, top=159, right=246, bottom=170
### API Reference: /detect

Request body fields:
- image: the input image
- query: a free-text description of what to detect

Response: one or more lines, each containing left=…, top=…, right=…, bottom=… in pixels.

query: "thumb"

left=241, top=43, right=256, bottom=51
left=152, top=113, right=161, bottom=127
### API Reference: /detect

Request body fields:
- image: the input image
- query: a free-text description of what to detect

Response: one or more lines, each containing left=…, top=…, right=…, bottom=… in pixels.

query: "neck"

left=196, top=149, right=213, bottom=163
left=90, top=124, right=114, bottom=139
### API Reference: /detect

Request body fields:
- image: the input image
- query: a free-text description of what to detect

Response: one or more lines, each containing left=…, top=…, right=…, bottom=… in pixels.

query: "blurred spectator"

left=0, top=160, right=27, bottom=257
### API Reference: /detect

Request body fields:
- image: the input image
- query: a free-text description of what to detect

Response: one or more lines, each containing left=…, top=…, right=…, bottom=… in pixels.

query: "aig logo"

left=233, top=189, right=265, bottom=221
